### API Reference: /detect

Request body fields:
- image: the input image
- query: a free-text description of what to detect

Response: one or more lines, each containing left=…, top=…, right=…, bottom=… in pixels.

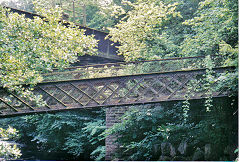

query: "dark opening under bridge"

left=0, top=55, right=234, bottom=117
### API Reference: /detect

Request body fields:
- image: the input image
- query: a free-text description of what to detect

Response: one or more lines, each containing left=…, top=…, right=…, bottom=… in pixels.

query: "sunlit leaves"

left=107, top=0, right=181, bottom=61
left=0, top=127, right=21, bottom=160
left=181, top=0, right=238, bottom=56
left=0, top=3, right=98, bottom=104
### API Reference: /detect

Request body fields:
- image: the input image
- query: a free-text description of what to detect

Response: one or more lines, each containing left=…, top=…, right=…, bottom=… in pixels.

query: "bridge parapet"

left=0, top=65, right=233, bottom=117
left=43, top=55, right=225, bottom=82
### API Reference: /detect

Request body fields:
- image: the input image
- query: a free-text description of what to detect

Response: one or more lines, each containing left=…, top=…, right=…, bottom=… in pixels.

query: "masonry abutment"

left=105, top=106, right=129, bottom=160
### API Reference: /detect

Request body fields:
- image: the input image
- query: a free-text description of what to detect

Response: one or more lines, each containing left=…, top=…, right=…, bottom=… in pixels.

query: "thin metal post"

left=72, top=0, right=75, bottom=22
left=82, top=4, right=86, bottom=26
left=52, top=0, right=56, bottom=8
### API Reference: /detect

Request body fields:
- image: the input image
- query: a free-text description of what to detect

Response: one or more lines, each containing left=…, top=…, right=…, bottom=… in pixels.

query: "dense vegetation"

left=0, top=127, right=21, bottom=160
left=105, top=98, right=237, bottom=160
left=0, top=109, right=106, bottom=160
left=0, top=0, right=238, bottom=160
left=0, top=0, right=98, bottom=159
left=0, top=3, right=97, bottom=104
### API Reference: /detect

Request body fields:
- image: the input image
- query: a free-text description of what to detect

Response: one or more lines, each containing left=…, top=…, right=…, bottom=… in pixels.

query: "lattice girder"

left=0, top=67, right=233, bottom=117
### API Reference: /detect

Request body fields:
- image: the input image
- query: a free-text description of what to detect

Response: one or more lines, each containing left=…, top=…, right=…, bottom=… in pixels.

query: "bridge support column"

left=105, top=106, right=129, bottom=160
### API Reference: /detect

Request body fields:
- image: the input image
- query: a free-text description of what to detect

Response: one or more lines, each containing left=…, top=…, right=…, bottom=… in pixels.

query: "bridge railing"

left=0, top=66, right=234, bottom=117
left=0, top=55, right=234, bottom=117
left=43, top=55, right=225, bottom=82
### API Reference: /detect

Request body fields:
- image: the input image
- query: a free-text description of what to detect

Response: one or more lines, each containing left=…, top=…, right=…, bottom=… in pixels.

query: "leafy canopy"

left=107, top=0, right=181, bottom=61
left=181, top=0, right=238, bottom=57
left=0, top=3, right=98, bottom=101
left=0, top=127, right=21, bottom=160
left=0, top=109, right=106, bottom=161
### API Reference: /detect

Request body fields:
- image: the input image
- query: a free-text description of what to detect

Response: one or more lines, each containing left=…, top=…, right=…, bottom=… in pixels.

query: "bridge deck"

left=0, top=65, right=233, bottom=117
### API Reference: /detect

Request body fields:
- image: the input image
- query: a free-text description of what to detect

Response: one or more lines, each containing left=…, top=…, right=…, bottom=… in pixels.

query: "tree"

left=104, top=98, right=238, bottom=160
left=0, top=0, right=34, bottom=12
left=89, top=0, right=137, bottom=31
left=0, top=127, right=21, bottom=160
left=0, top=2, right=98, bottom=159
left=180, top=0, right=238, bottom=99
left=0, top=109, right=106, bottom=160
left=107, top=0, right=182, bottom=61
left=103, top=0, right=238, bottom=160
left=0, top=3, right=98, bottom=103
left=180, top=0, right=238, bottom=57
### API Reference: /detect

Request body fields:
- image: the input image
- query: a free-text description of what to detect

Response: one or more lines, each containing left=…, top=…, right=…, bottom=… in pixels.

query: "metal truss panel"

left=0, top=67, right=233, bottom=117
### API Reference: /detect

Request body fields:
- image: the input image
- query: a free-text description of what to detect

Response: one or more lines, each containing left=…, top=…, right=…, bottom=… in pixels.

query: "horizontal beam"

left=0, top=95, right=229, bottom=118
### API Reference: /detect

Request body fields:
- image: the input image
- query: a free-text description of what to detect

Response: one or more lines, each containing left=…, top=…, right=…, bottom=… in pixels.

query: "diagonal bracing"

left=0, top=67, right=234, bottom=117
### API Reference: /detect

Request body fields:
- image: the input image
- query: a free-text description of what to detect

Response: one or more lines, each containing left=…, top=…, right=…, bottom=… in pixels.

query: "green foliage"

left=91, top=0, right=138, bottom=31
left=181, top=0, right=238, bottom=56
left=0, top=0, right=34, bottom=12
left=103, top=0, right=202, bottom=60
left=216, top=41, right=238, bottom=95
left=0, top=109, right=105, bottom=160
left=105, top=103, right=192, bottom=160
left=181, top=0, right=238, bottom=115
left=105, top=97, right=237, bottom=160
left=107, top=0, right=238, bottom=64
left=90, top=145, right=105, bottom=161
left=0, top=3, right=97, bottom=104
left=0, top=0, right=237, bottom=161
left=0, top=127, right=21, bottom=160
left=0, top=127, right=19, bottom=140
left=64, top=119, right=106, bottom=160
left=191, top=98, right=238, bottom=159
left=182, top=54, right=237, bottom=114
left=107, top=0, right=182, bottom=61
left=203, top=55, right=215, bottom=112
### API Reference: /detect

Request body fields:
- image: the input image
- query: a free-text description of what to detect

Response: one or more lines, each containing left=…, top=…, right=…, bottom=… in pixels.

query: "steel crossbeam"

left=0, top=67, right=233, bottom=117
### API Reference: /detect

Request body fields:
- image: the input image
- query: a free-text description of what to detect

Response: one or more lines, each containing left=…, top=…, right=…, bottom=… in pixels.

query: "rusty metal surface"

left=0, top=67, right=233, bottom=117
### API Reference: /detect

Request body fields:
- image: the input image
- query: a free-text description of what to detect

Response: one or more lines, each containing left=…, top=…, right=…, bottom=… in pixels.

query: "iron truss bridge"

left=0, top=56, right=235, bottom=117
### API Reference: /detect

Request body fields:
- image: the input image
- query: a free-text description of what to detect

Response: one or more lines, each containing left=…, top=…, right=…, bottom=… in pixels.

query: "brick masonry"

left=105, top=106, right=129, bottom=160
